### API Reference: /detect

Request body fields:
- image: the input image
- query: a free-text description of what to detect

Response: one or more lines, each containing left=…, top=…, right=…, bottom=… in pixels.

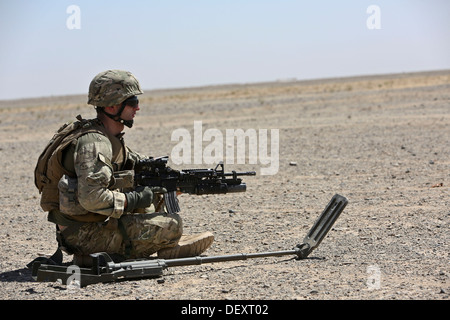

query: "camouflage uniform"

left=51, top=131, right=183, bottom=259
left=47, top=70, right=183, bottom=260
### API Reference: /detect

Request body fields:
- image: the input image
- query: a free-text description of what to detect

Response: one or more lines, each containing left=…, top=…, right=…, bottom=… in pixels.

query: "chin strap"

left=96, top=100, right=134, bottom=128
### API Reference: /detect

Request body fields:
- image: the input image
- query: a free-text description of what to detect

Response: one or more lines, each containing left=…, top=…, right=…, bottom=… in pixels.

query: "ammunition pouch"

left=111, top=170, right=135, bottom=190
left=58, top=174, right=89, bottom=216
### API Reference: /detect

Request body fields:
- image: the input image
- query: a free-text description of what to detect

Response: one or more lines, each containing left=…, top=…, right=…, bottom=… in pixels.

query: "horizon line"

left=1, top=68, right=449, bottom=103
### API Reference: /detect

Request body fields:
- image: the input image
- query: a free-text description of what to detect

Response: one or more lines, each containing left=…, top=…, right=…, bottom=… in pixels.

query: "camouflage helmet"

left=87, top=70, right=143, bottom=107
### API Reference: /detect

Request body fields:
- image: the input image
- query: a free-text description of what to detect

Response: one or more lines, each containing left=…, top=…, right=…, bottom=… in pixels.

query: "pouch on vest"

left=58, top=174, right=89, bottom=216
left=112, top=170, right=135, bottom=190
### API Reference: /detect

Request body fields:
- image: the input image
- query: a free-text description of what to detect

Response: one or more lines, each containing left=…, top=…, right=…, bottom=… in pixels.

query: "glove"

left=124, top=186, right=167, bottom=213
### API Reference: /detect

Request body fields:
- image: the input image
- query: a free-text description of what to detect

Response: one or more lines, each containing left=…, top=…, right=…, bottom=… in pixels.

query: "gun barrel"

left=222, top=171, right=256, bottom=177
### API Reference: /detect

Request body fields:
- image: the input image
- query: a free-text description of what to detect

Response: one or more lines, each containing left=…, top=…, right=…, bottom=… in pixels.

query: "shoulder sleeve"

left=74, top=133, right=126, bottom=218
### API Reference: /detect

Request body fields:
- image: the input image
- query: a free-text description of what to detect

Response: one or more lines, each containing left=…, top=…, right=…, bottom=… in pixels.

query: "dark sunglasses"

left=122, top=96, right=139, bottom=108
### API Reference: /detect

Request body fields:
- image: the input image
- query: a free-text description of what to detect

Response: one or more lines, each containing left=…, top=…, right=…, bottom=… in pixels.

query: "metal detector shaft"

left=164, top=250, right=300, bottom=267
left=105, top=249, right=300, bottom=272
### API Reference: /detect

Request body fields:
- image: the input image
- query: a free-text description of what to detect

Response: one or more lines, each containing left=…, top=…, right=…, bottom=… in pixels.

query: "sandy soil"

left=0, top=70, right=448, bottom=302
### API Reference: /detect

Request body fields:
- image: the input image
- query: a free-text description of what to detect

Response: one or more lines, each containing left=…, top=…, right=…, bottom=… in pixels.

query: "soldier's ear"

left=104, top=105, right=120, bottom=115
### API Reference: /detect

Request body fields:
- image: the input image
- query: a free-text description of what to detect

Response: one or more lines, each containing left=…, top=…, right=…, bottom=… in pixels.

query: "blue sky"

left=0, top=0, right=449, bottom=100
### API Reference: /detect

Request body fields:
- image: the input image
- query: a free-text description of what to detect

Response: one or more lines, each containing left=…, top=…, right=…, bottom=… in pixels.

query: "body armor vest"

left=35, top=115, right=125, bottom=213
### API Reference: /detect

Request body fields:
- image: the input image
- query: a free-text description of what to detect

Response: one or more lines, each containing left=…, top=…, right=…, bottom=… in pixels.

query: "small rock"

left=24, top=288, right=38, bottom=294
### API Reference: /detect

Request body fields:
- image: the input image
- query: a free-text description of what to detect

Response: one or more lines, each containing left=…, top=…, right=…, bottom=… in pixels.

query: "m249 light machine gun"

left=31, top=194, right=348, bottom=287
left=133, top=156, right=256, bottom=213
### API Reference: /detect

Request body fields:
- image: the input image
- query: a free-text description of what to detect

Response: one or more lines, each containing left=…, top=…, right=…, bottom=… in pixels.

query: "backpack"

left=34, top=115, right=104, bottom=212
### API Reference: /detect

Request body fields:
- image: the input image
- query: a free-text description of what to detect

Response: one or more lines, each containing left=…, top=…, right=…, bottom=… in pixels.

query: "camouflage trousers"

left=62, top=212, right=183, bottom=259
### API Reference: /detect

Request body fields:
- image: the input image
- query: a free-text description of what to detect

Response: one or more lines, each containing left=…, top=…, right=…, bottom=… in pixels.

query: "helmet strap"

left=96, top=101, right=134, bottom=128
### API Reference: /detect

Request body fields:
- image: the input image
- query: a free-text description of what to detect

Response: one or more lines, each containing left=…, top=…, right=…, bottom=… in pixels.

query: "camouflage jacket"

left=69, top=130, right=144, bottom=219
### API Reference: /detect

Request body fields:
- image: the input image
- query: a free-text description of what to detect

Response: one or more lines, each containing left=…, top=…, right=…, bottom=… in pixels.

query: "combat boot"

left=157, top=232, right=214, bottom=259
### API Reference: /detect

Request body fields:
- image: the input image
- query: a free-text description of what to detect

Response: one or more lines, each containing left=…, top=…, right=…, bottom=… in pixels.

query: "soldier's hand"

left=151, top=186, right=167, bottom=196
left=125, top=186, right=167, bottom=212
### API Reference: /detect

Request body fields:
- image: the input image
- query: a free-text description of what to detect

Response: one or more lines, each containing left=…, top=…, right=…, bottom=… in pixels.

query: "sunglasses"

left=122, top=96, right=139, bottom=108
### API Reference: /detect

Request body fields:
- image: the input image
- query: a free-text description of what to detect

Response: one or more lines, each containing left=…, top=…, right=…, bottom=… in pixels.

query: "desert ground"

left=0, top=70, right=448, bottom=302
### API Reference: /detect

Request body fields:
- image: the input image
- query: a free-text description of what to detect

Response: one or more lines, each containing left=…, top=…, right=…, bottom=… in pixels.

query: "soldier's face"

left=121, top=103, right=140, bottom=121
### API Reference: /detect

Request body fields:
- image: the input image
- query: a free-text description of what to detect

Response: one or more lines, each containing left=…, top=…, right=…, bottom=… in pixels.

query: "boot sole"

left=158, top=232, right=214, bottom=259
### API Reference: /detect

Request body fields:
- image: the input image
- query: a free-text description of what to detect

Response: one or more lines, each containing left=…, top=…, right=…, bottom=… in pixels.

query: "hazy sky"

left=0, top=0, right=449, bottom=100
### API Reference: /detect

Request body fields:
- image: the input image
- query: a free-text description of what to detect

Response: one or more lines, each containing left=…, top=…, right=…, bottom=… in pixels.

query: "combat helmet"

left=88, top=70, right=143, bottom=107
left=88, top=70, right=143, bottom=127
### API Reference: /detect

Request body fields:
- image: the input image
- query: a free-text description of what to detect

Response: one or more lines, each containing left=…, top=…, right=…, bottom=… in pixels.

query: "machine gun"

left=31, top=194, right=348, bottom=287
left=133, top=156, right=256, bottom=213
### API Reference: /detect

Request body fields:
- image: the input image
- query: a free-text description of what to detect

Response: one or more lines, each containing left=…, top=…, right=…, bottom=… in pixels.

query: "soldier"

left=38, top=70, right=213, bottom=266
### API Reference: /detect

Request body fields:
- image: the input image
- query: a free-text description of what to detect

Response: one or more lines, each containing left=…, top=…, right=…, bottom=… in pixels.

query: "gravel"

left=0, top=70, right=448, bottom=301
